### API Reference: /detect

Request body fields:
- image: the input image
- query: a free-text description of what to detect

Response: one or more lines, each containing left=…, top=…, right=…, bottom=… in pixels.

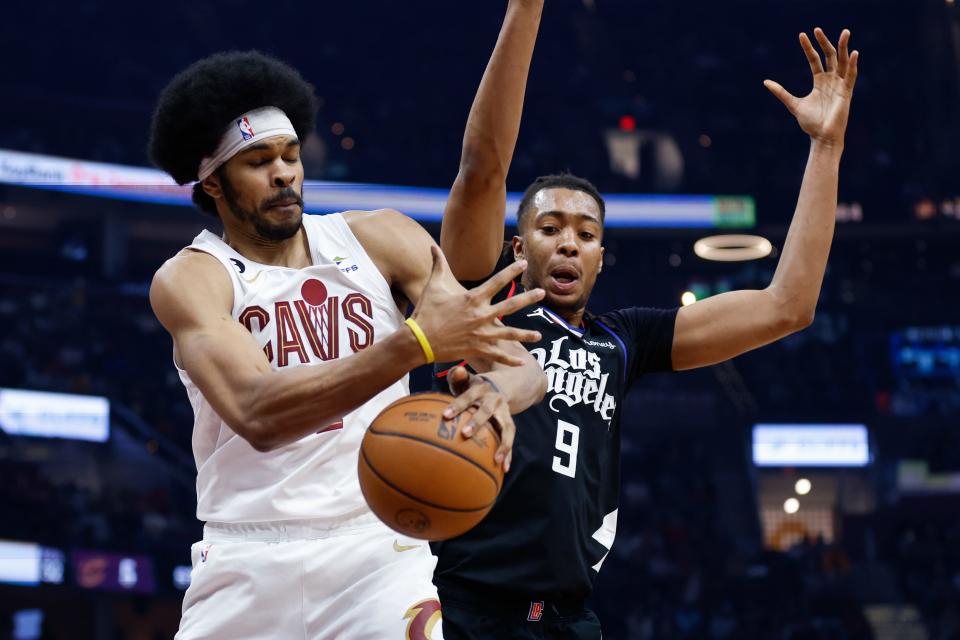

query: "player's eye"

left=579, top=232, right=595, bottom=240
left=541, top=226, right=558, bottom=234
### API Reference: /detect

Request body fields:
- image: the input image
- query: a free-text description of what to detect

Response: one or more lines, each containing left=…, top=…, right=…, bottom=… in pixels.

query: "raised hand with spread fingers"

left=764, top=28, right=859, bottom=149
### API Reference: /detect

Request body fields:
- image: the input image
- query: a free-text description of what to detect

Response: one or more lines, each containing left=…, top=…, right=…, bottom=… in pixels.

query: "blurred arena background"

left=1, top=0, right=959, bottom=638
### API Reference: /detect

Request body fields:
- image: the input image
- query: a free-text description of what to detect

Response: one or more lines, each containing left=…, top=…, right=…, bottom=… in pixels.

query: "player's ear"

left=202, top=173, right=224, bottom=200
left=511, top=235, right=524, bottom=262
left=598, top=246, right=605, bottom=274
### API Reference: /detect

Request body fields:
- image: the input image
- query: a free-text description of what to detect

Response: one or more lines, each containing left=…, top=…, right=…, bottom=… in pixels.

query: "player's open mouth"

left=548, top=266, right=580, bottom=293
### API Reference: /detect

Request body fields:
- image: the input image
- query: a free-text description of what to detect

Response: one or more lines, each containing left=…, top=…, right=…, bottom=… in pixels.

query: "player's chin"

left=255, top=212, right=302, bottom=241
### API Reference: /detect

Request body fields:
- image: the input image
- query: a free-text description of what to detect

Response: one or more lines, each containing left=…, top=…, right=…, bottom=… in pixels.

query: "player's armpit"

left=671, top=287, right=812, bottom=371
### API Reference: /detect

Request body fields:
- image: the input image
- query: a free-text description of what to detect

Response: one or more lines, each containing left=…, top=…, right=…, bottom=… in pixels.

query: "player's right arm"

left=149, top=248, right=540, bottom=453
left=440, top=0, right=543, bottom=281
left=150, top=251, right=429, bottom=452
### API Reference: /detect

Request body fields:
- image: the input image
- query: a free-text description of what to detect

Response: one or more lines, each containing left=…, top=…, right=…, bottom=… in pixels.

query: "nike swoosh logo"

left=393, top=540, right=421, bottom=552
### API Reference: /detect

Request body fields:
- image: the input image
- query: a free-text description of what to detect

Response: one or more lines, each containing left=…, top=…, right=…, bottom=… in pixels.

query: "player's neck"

left=552, top=306, right=586, bottom=329
left=221, top=225, right=312, bottom=269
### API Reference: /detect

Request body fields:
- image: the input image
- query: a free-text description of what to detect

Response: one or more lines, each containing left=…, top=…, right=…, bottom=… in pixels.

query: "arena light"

left=0, top=388, right=109, bottom=442
left=694, top=234, right=772, bottom=262
left=173, top=565, right=192, bottom=590
left=753, top=424, right=870, bottom=467
left=681, top=291, right=697, bottom=306
left=783, top=498, right=800, bottom=514
left=0, top=541, right=64, bottom=587
left=795, top=478, right=812, bottom=495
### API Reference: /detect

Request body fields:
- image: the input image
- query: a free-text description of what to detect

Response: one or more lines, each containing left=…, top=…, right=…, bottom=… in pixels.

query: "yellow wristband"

left=404, top=318, right=435, bottom=364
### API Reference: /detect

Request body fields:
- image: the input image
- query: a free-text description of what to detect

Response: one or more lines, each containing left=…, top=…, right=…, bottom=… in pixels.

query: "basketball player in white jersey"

left=147, top=51, right=548, bottom=639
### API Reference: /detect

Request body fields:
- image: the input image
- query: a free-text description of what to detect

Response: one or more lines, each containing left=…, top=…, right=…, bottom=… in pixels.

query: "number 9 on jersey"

left=552, top=419, right=580, bottom=478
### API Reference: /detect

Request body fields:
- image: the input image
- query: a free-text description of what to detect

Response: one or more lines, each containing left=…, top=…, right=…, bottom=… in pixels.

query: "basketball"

left=358, top=392, right=504, bottom=540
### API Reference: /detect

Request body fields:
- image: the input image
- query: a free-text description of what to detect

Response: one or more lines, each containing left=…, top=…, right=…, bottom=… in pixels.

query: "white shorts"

left=176, top=512, right=444, bottom=639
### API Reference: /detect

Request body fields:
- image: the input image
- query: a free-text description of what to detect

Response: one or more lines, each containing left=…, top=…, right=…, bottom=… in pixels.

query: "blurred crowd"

left=886, top=514, right=960, bottom=639
left=0, top=459, right=196, bottom=558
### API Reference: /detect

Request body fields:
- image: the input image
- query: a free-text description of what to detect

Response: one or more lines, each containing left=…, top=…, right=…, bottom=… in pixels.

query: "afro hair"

left=148, top=50, right=318, bottom=186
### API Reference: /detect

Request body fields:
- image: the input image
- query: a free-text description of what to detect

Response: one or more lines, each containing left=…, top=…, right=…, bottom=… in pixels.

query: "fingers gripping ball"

left=359, top=392, right=504, bottom=540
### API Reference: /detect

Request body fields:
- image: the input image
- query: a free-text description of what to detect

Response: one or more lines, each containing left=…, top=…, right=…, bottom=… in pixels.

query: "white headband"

left=197, top=106, right=297, bottom=181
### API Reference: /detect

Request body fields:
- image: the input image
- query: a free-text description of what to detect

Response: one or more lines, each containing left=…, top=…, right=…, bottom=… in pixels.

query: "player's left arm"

left=348, top=209, right=547, bottom=471
left=672, top=28, right=859, bottom=371
left=441, top=0, right=544, bottom=281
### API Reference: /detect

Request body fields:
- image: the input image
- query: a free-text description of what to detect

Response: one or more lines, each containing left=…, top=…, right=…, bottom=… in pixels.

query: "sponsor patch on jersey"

left=237, top=116, right=255, bottom=140
left=527, top=601, right=544, bottom=622
left=583, top=339, right=616, bottom=350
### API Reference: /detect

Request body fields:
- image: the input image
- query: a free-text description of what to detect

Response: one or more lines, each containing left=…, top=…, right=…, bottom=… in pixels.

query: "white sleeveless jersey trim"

left=176, top=212, right=408, bottom=524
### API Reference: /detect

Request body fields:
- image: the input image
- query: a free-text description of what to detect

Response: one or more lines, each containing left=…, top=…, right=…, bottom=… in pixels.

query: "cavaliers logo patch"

left=403, top=599, right=441, bottom=640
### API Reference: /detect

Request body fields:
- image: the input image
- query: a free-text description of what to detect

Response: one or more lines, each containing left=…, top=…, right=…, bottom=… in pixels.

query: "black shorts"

left=438, top=585, right=602, bottom=640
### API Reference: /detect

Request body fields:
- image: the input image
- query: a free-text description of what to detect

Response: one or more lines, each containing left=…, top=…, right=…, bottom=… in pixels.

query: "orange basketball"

left=358, top=391, right=504, bottom=540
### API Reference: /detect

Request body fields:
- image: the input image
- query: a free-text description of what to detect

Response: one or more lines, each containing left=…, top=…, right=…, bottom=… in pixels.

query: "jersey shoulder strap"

left=183, top=230, right=246, bottom=316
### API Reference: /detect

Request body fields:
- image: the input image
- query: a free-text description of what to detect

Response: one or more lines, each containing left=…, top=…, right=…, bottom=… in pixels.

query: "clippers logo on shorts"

left=403, top=599, right=442, bottom=640
left=527, top=601, right=544, bottom=622
left=238, top=278, right=376, bottom=368
left=237, top=116, right=255, bottom=141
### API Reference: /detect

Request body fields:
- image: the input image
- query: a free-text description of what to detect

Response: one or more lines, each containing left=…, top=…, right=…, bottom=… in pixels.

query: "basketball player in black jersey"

left=433, top=6, right=860, bottom=637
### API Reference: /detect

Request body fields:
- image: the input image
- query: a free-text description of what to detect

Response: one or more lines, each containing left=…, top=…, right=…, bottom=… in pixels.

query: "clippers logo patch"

left=237, top=116, right=255, bottom=141
left=527, top=601, right=544, bottom=622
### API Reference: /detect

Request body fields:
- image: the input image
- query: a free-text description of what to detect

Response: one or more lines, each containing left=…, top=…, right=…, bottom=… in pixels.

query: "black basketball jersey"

left=432, top=277, right=677, bottom=601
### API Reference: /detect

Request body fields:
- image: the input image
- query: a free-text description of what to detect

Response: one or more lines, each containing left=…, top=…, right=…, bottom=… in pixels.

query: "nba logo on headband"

left=237, top=116, right=255, bottom=141
left=198, top=107, right=296, bottom=181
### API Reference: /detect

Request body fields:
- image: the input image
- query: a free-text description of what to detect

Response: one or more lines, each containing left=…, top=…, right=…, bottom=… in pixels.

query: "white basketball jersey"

left=176, top=213, right=407, bottom=523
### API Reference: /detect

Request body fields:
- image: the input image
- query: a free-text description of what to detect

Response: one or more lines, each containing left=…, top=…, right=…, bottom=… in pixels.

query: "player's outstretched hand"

left=444, top=366, right=515, bottom=472
left=411, top=246, right=545, bottom=366
left=764, top=28, right=859, bottom=148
